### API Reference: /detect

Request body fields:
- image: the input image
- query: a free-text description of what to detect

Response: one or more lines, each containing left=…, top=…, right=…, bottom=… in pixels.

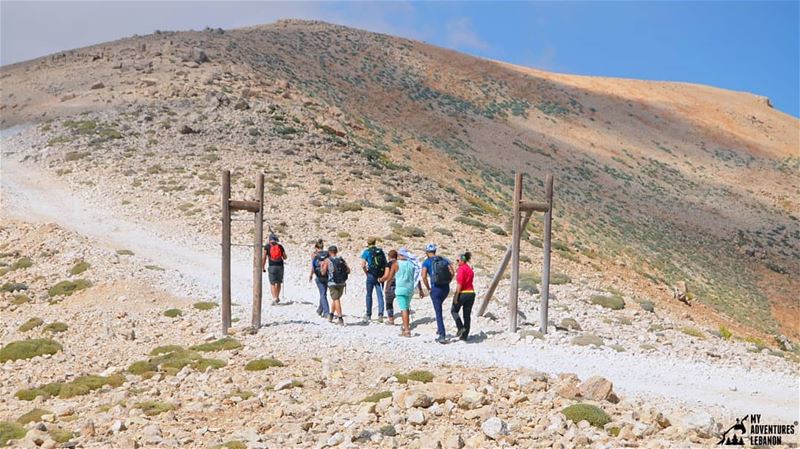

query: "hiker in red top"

left=451, top=251, right=475, bottom=341
left=262, top=233, right=288, bottom=305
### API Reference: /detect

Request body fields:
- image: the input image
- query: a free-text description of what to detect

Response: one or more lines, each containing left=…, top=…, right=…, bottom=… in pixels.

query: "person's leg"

left=364, top=275, right=374, bottom=318
left=402, top=310, right=410, bottom=335
left=451, top=296, right=464, bottom=333
left=385, top=287, right=395, bottom=322
left=316, top=279, right=330, bottom=317
left=430, top=285, right=447, bottom=338
left=462, top=293, right=475, bottom=338
left=376, top=279, right=384, bottom=318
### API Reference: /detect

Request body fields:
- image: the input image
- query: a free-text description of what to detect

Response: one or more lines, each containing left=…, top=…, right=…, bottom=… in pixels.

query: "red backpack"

left=268, top=244, right=283, bottom=262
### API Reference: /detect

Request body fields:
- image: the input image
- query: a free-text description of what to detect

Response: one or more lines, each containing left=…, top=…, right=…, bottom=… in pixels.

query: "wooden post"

left=540, top=174, right=554, bottom=333
left=509, top=173, right=523, bottom=333
left=221, top=170, right=232, bottom=335
left=477, top=210, right=533, bottom=316
left=251, top=173, right=264, bottom=329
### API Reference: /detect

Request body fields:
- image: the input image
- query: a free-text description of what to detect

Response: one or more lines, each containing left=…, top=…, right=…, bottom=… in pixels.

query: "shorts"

left=329, top=285, right=345, bottom=301
left=268, top=266, right=284, bottom=285
left=396, top=293, right=411, bottom=311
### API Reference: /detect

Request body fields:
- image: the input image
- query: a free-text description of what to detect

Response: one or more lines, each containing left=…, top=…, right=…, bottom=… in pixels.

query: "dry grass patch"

left=0, top=338, right=62, bottom=362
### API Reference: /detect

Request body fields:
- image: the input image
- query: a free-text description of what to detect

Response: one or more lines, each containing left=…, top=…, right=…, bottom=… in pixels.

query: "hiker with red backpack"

left=320, top=245, right=349, bottom=325
left=421, top=243, right=455, bottom=344
left=360, top=237, right=388, bottom=323
left=262, top=233, right=288, bottom=305
left=309, top=239, right=331, bottom=320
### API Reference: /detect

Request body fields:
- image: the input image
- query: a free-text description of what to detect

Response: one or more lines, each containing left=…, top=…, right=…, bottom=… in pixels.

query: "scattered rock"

left=178, top=124, right=198, bottom=135
left=560, top=318, right=582, bottom=331
left=90, top=82, right=105, bottom=90
left=407, top=409, right=427, bottom=425
left=571, top=334, right=604, bottom=347
left=192, top=48, right=209, bottom=64
left=578, top=375, right=619, bottom=403
left=481, top=417, right=508, bottom=440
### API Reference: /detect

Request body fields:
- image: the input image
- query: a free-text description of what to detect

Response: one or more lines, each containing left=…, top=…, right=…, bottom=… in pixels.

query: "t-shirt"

left=385, top=260, right=397, bottom=289
left=422, top=256, right=450, bottom=287
left=264, top=243, right=286, bottom=266
left=456, top=263, right=475, bottom=293
left=394, top=259, right=415, bottom=297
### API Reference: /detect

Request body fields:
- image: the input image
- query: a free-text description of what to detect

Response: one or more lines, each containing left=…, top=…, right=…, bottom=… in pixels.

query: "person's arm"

left=448, top=261, right=456, bottom=278
left=281, top=245, right=288, bottom=261
left=360, top=251, right=369, bottom=273
left=379, top=265, right=391, bottom=283
left=453, top=266, right=463, bottom=303
left=308, top=258, right=315, bottom=283
left=421, top=266, right=430, bottom=291
left=346, top=260, right=351, bottom=274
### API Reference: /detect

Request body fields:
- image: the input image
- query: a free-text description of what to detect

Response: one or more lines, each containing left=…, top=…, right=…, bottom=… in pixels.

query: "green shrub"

left=434, top=227, right=453, bottom=237
left=562, top=403, right=611, bottom=428
left=15, top=388, right=48, bottom=401
left=116, top=249, right=135, bottom=256
left=245, top=358, right=284, bottom=371
left=638, top=299, right=655, bottom=313
left=719, top=325, right=733, bottom=340
left=680, top=327, right=705, bottom=339
left=338, top=202, right=363, bottom=213
left=193, top=301, right=217, bottom=310
left=128, top=361, right=157, bottom=375
left=194, top=358, right=226, bottom=371
left=394, top=370, right=433, bottom=384
left=519, top=273, right=539, bottom=294
left=16, top=408, right=52, bottom=425
left=134, top=401, right=174, bottom=416
left=190, top=337, right=242, bottom=352
left=0, top=421, right=26, bottom=446
left=490, top=226, right=507, bottom=236
left=47, top=279, right=91, bottom=297
left=69, top=261, right=90, bottom=275
left=0, top=338, right=62, bottom=362
left=11, top=257, right=33, bottom=270
left=361, top=391, right=392, bottom=403
left=19, top=317, right=44, bottom=332
left=48, top=428, right=74, bottom=444
left=43, top=322, right=68, bottom=333
left=590, top=295, right=625, bottom=310
left=455, top=216, right=486, bottom=230
left=149, top=345, right=185, bottom=356
left=11, top=295, right=30, bottom=305
left=164, top=309, right=182, bottom=318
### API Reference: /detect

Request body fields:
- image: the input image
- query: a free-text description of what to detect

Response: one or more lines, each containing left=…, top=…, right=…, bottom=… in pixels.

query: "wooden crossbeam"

left=519, top=201, right=549, bottom=213
left=229, top=200, right=260, bottom=213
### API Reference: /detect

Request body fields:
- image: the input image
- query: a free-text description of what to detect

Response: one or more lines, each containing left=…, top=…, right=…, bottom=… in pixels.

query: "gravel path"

left=2, top=149, right=797, bottom=424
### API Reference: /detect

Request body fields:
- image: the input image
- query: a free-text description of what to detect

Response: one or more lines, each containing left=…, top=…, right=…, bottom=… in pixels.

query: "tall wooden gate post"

left=251, top=174, right=265, bottom=329
left=508, top=173, right=524, bottom=332
left=221, top=170, right=232, bottom=335
left=540, top=174, right=554, bottom=333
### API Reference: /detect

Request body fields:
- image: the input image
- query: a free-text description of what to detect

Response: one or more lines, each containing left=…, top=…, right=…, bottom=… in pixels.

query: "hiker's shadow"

left=346, top=320, right=369, bottom=327
left=262, top=320, right=316, bottom=327
left=410, top=317, right=435, bottom=329
left=463, top=330, right=500, bottom=344
left=273, top=301, right=296, bottom=306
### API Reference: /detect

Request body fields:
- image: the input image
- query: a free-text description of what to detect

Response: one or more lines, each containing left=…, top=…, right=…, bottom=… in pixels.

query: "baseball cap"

left=425, top=243, right=437, bottom=253
left=367, top=236, right=377, bottom=245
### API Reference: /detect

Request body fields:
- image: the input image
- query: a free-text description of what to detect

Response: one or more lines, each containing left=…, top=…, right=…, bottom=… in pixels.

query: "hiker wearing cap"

left=320, top=245, right=349, bottom=325
left=262, top=233, right=288, bottom=305
left=421, top=243, right=455, bottom=344
left=360, top=237, right=387, bottom=323
left=309, top=239, right=331, bottom=321
left=379, top=249, right=398, bottom=325
left=383, top=247, right=419, bottom=337
left=452, top=251, right=475, bottom=341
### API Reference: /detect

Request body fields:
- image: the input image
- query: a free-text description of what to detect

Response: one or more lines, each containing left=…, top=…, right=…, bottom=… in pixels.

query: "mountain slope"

left=1, top=20, right=797, bottom=341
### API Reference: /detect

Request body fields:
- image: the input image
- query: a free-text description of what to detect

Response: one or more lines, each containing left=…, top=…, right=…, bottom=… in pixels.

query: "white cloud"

left=444, top=17, right=489, bottom=51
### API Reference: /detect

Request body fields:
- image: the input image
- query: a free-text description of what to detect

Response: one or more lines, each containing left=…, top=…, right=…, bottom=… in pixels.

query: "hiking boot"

left=387, top=316, right=395, bottom=325
left=377, top=315, right=384, bottom=323
left=272, top=298, right=280, bottom=305
left=328, top=314, right=334, bottom=322
left=362, top=314, right=371, bottom=322
left=337, top=317, right=345, bottom=326
left=436, top=335, right=446, bottom=344
left=455, top=328, right=465, bottom=339
left=459, top=334, right=469, bottom=342
left=316, top=307, right=323, bottom=316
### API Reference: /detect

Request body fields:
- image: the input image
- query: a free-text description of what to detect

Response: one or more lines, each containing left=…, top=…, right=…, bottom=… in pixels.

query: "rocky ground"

left=0, top=220, right=784, bottom=449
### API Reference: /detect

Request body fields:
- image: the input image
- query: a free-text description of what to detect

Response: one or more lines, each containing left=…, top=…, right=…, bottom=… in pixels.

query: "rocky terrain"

left=1, top=19, right=798, bottom=448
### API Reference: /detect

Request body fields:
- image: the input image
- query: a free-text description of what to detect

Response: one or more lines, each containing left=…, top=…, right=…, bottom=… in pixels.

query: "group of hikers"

left=262, top=234, right=476, bottom=343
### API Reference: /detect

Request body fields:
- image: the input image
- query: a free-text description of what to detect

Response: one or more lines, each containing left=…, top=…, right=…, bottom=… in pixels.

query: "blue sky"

left=2, top=1, right=798, bottom=116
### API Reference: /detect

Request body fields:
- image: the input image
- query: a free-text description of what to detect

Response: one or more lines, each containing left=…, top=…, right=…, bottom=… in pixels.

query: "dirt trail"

left=1, top=152, right=797, bottom=423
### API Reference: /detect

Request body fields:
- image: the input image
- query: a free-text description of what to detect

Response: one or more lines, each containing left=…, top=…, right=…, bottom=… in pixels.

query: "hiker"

left=383, top=248, right=418, bottom=336
left=360, top=237, right=387, bottom=322
left=451, top=251, right=475, bottom=341
left=262, top=233, right=287, bottom=305
left=320, top=245, right=349, bottom=325
left=421, top=243, right=454, bottom=344
left=309, top=239, right=331, bottom=320
left=380, top=249, right=398, bottom=325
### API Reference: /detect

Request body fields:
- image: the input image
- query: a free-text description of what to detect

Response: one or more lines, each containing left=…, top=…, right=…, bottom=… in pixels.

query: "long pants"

left=315, top=277, right=330, bottom=316
left=451, top=292, right=475, bottom=338
left=385, top=285, right=395, bottom=318
left=365, top=273, right=384, bottom=317
left=430, top=284, right=450, bottom=337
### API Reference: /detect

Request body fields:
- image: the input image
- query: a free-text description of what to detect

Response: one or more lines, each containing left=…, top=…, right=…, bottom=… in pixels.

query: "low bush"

left=134, top=401, right=174, bottom=416
left=361, top=391, right=392, bottom=403
left=193, top=301, right=217, bottom=311
left=245, top=358, right=284, bottom=371
left=0, top=338, right=62, bottom=362
left=0, top=421, right=26, bottom=446
left=190, top=337, right=242, bottom=352
left=69, top=261, right=90, bottom=275
left=16, top=408, right=52, bottom=425
left=43, top=322, right=68, bottom=333
left=590, top=295, right=625, bottom=310
left=562, top=403, right=611, bottom=428
left=164, top=309, right=182, bottom=318
left=394, top=370, right=433, bottom=384
left=19, top=317, right=43, bottom=332
left=48, top=279, right=91, bottom=297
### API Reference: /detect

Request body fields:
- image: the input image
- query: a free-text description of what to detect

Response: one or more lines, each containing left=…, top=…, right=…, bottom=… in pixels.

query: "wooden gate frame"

left=221, top=170, right=265, bottom=335
left=477, top=172, right=554, bottom=333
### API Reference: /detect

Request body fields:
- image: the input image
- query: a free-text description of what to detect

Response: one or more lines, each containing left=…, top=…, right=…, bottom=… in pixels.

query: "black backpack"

left=429, top=256, right=452, bottom=286
left=313, top=251, right=328, bottom=279
left=366, top=247, right=387, bottom=277
left=329, top=256, right=349, bottom=285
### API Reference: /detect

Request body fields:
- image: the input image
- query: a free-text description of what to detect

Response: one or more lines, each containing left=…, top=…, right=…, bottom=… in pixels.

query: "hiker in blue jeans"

left=308, top=239, right=331, bottom=321
left=421, top=243, right=455, bottom=344
left=360, top=237, right=388, bottom=322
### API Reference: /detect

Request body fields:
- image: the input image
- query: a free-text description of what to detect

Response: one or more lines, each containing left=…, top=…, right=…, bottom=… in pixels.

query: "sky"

left=1, top=1, right=798, bottom=117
